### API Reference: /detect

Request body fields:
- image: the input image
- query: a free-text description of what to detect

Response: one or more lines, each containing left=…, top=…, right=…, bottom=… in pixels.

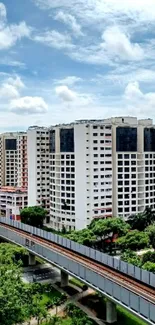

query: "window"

left=93, top=133, right=97, bottom=136
left=125, top=161, right=129, bottom=166
left=118, top=167, right=123, bottom=173
left=93, top=140, right=98, bottom=144
left=125, top=167, right=129, bottom=172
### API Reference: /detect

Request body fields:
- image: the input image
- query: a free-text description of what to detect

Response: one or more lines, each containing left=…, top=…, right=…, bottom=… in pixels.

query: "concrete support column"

left=106, top=300, right=117, bottom=324
left=61, top=270, right=68, bottom=287
left=28, top=253, right=36, bottom=266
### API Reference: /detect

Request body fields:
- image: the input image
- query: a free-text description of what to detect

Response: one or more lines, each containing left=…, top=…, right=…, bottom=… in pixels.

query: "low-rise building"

left=0, top=186, right=27, bottom=220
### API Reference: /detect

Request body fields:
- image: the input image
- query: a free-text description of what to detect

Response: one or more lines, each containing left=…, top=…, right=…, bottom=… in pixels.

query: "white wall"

left=74, top=124, right=87, bottom=230
left=27, top=130, right=37, bottom=206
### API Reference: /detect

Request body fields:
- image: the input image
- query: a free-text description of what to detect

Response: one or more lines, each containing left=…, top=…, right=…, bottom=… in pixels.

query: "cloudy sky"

left=1, top=0, right=155, bottom=131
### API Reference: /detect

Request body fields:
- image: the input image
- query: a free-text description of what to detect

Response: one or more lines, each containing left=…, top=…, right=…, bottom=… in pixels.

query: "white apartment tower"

left=0, top=132, right=27, bottom=188
left=27, top=126, right=50, bottom=220
left=49, top=117, right=155, bottom=231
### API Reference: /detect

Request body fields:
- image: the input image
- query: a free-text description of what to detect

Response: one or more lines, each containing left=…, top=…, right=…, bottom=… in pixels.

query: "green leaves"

left=117, top=230, right=149, bottom=251
left=146, top=223, right=155, bottom=249
left=20, top=206, right=47, bottom=228
left=127, top=207, right=155, bottom=231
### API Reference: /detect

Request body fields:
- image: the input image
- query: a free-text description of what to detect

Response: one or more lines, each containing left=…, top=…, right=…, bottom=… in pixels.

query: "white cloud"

left=10, top=96, right=48, bottom=115
left=7, top=76, right=25, bottom=89
left=0, top=83, right=19, bottom=98
left=55, top=11, right=83, bottom=37
left=55, top=85, right=93, bottom=106
left=0, top=76, right=25, bottom=99
left=102, top=26, right=144, bottom=61
left=34, top=30, right=74, bottom=50
left=54, top=76, right=82, bottom=86
left=55, top=85, right=77, bottom=101
left=0, top=3, right=6, bottom=28
left=0, top=21, right=31, bottom=50
left=125, top=81, right=144, bottom=100
left=124, top=81, right=155, bottom=115
left=33, top=0, right=155, bottom=35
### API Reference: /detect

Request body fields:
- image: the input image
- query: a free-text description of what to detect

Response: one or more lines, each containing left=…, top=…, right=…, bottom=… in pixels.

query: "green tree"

left=20, top=206, right=47, bottom=228
left=91, top=217, right=130, bottom=253
left=47, top=315, right=62, bottom=325
left=142, top=261, right=155, bottom=273
left=0, top=243, right=27, bottom=265
left=66, top=229, right=97, bottom=247
left=146, top=223, right=155, bottom=249
left=117, top=230, right=149, bottom=251
left=127, top=207, right=155, bottom=231
left=141, top=251, right=155, bottom=264
left=0, top=262, right=34, bottom=325
left=65, top=303, right=93, bottom=325
left=121, top=249, right=141, bottom=267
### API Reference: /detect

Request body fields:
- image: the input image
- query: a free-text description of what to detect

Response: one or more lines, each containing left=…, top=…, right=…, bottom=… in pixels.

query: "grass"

left=117, top=306, right=147, bottom=325
left=42, top=317, right=72, bottom=325
left=69, top=277, right=84, bottom=288
left=40, top=286, right=63, bottom=307
left=79, top=293, right=147, bottom=325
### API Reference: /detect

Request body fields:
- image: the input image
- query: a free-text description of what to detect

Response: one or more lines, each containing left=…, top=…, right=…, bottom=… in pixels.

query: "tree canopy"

left=127, top=207, right=155, bottom=231
left=20, top=206, right=47, bottom=228
left=117, top=230, right=149, bottom=251
left=146, top=223, right=155, bottom=249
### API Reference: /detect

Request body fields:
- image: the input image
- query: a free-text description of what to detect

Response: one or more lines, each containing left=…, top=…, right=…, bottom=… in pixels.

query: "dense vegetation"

left=0, top=243, right=66, bottom=325
left=20, top=206, right=47, bottom=228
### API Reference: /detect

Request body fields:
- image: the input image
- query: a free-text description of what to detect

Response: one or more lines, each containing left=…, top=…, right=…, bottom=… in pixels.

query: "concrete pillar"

left=28, top=253, right=36, bottom=266
left=106, top=300, right=117, bottom=324
left=61, top=270, right=68, bottom=287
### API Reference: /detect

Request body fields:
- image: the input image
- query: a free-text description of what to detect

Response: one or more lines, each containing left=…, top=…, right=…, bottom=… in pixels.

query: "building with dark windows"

left=48, top=117, right=155, bottom=231
left=0, top=132, right=28, bottom=189
left=26, top=117, right=155, bottom=231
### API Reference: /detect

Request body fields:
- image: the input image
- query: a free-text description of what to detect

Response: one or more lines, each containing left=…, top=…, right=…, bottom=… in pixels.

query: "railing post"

left=106, top=299, right=117, bottom=323
left=61, top=270, right=68, bottom=287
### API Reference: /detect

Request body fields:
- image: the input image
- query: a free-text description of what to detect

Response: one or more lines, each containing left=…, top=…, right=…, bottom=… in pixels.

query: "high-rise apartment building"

left=27, top=126, right=50, bottom=221
left=0, top=132, right=27, bottom=188
left=49, top=117, right=155, bottom=231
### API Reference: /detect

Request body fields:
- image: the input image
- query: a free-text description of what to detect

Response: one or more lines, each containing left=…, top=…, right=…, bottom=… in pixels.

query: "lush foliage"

left=120, top=250, right=141, bottom=267
left=66, top=229, right=97, bottom=246
left=0, top=244, right=67, bottom=325
left=127, top=207, right=155, bottom=231
left=116, top=230, right=149, bottom=251
left=20, top=206, right=47, bottom=228
left=142, top=261, right=155, bottom=272
left=65, top=303, right=93, bottom=325
left=146, top=223, right=155, bottom=249
left=0, top=243, right=27, bottom=265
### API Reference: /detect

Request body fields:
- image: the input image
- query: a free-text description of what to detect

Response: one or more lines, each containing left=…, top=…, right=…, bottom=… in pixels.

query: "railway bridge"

left=0, top=217, right=155, bottom=324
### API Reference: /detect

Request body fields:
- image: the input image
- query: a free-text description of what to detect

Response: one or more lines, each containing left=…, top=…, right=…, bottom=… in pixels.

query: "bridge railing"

left=0, top=223, right=154, bottom=324
left=0, top=217, right=155, bottom=288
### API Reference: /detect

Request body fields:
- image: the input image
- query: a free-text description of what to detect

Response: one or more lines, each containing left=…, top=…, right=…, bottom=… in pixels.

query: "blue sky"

left=1, top=0, right=155, bottom=131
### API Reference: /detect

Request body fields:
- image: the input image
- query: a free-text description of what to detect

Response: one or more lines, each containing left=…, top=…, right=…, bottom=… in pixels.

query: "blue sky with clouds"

left=1, top=0, right=155, bottom=131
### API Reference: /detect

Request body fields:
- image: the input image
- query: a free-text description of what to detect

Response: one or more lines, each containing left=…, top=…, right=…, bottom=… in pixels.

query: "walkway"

left=22, top=283, right=106, bottom=325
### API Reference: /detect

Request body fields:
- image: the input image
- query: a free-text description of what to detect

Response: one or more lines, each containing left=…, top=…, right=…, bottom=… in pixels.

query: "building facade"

left=27, top=126, right=50, bottom=221
left=49, top=117, right=155, bottom=231
left=0, top=132, right=28, bottom=188
left=0, top=186, right=27, bottom=220
left=49, top=120, right=113, bottom=231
